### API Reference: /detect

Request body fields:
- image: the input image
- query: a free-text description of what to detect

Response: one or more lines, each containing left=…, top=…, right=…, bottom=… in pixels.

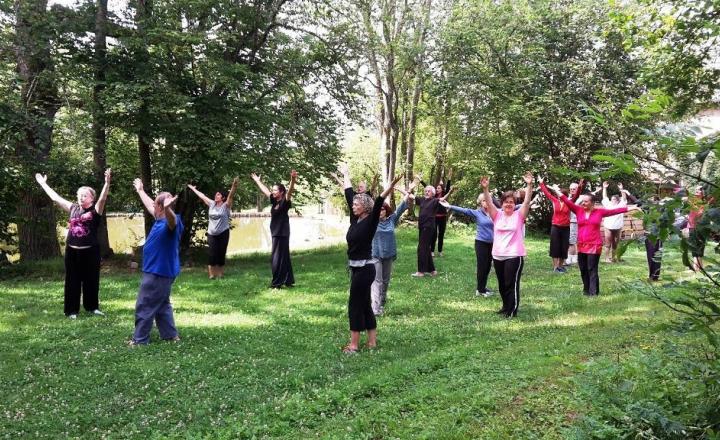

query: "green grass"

left=0, top=226, right=691, bottom=438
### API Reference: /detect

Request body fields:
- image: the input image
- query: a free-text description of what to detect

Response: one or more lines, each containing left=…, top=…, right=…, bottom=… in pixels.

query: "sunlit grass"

left=0, top=225, right=693, bottom=438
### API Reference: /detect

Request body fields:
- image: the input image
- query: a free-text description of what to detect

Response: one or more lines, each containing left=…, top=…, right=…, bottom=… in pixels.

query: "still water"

left=106, top=215, right=347, bottom=255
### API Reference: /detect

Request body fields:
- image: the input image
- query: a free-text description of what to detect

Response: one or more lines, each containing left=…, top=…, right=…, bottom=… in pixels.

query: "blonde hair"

left=77, top=186, right=96, bottom=201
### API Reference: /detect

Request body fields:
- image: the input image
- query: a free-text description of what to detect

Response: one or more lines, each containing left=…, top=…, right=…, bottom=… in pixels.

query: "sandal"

left=363, top=343, right=377, bottom=350
left=342, top=345, right=359, bottom=355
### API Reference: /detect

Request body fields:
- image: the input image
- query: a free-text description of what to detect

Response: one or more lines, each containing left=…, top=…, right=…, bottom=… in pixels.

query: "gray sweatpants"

left=371, top=257, right=394, bottom=315
left=133, top=272, right=178, bottom=344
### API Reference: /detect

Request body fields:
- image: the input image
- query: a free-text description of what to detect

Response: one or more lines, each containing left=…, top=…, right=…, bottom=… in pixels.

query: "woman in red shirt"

left=688, top=185, right=712, bottom=271
left=547, top=182, right=639, bottom=296
left=539, top=179, right=570, bottom=273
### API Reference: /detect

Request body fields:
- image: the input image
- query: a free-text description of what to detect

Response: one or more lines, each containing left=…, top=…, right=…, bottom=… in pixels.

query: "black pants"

left=475, top=240, right=493, bottom=293
left=578, top=253, right=601, bottom=295
left=431, top=217, right=448, bottom=253
left=349, top=264, right=377, bottom=331
left=493, top=257, right=524, bottom=317
left=64, top=246, right=101, bottom=315
left=271, top=236, right=294, bottom=287
left=207, top=229, right=230, bottom=266
left=417, top=226, right=436, bottom=273
left=645, top=238, right=662, bottom=281
left=549, top=225, right=570, bottom=259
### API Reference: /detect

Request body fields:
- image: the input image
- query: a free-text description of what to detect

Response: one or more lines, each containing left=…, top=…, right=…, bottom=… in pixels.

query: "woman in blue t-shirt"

left=35, top=169, right=112, bottom=319
left=250, top=170, right=297, bottom=288
left=187, top=177, right=238, bottom=279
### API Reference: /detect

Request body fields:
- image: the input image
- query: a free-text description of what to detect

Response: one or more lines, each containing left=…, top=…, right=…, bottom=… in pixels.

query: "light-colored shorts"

left=569, top=222, right=578, bottom=245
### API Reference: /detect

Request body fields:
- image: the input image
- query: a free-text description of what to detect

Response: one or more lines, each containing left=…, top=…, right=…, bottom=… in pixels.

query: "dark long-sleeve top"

left=345, top=188, right=385, bottom=261
left=371, top=200, right=408, bottom=259
left=416, top=196, right=440, bottom=229
left=448, top=205, right=494, bottom=243
left=539, top=181, right=570, bottom=227
left=420, top=180, right=452, bottom=218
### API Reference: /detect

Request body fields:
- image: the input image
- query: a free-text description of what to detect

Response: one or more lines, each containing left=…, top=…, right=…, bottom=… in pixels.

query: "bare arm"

left=481, top=177, right=497, bottom=220
left=380, top=174, right=404, bottom=199
left=338, top=163, right=351, bottom=190
left=226, top=177, right=239, bottom=209
left=250, top=173, right=271, bottom=198
left=187, top=184, right=213, bottom=207
left=602, top=181, right=609, bottom=202
left=439, top=186, right=455, bottom=201
left=133, top=178, right=156, bottom=215
left=286, top=170, right=297, bottom=202
left=94, top=168, right=112, bottom=215
left=519, top=172, right=533, bottom=219
left=164, top=195, right=178, bottom=230
left=35, top=173, right=72, bottom=212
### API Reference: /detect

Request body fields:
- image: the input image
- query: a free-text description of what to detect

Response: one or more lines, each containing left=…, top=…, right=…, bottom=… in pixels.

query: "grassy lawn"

left=0, top=225, right=689, bottom=439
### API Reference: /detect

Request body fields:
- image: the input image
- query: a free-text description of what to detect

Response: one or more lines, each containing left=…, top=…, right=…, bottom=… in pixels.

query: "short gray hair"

left=77, top=186, right=96, bottom=200
left=424, top=185, right=436, bottom=196
left=353, top=193, right=374, bottom=214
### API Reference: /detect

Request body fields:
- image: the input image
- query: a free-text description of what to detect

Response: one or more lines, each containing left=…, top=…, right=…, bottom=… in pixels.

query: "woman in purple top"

left=35, top=169, right=112, bottom=319
left=250, top=170, right=297, bottom=288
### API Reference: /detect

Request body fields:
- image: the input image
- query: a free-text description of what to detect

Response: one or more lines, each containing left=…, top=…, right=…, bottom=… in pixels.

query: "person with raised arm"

left=547, top=181, right=639, bottom=296
left=482, top=173, right=533, bottom=318
left=187, top=177, right=239, bottom=279
left=35, top=169, right=112, bottom=319
left=566, top=179, right=585, bottom=266
left=340, top=164, right=403, bottom=354
left=370, top=185, right=411, bottom=316
left=430, top=170, right=453, bottom=257
left=408, top=175, right=452, bottom=277
left=128, top=179, right=183, bottom=345
left=439, top=186, right=495, bottom=297
left=250, top=170, right=297, bottom=288
left=538, top=178, right=570, bottom=273
left=601, top=181, right=628, bottom=263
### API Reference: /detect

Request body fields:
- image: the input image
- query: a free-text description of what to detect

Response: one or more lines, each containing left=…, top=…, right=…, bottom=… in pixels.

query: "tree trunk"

left=93, top=0, right=113, bottom=258
left=136, top=0, right=154, bottom=235
left=14, top=0, right=61, bottom=260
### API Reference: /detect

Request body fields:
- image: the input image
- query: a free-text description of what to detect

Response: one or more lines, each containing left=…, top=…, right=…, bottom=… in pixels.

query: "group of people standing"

left=34, top=165, right=709, bottom=352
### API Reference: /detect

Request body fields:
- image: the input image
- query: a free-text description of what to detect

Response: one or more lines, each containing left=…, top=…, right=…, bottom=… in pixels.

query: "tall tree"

left=13, top=0, right=62, bottom=260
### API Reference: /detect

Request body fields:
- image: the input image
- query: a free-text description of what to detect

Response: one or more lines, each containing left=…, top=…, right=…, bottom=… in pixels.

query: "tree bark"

left=93, top=0, right=113, bottom=258
left=136, top=0, right=154, bottom=235
left=14, top=0, right=61, bottom=260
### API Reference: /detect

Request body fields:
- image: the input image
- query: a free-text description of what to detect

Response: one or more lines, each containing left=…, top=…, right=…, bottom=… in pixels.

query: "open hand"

left=232, top=177, right=239, bottom=187
left=523, top=172, right=533, bottom=185
left=439, top=199, right=450, bottom=208
left=35, top=173, right=47, bottom=185
left=104, top=168, right=112, bottom=184
left=290, top=170, right=298, bottom=180
left=603, top=181, right=609, bottom=189
left=133, top=178, right=144, bottom=192
left=250, top=173, right=260, bottom=182
left=480, top=176, right=489, bottom=189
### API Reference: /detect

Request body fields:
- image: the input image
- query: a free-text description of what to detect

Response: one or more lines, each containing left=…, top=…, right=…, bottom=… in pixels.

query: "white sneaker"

left=482, top=290, right=495, bottom=298
left=431, top=252, right=435, bottom=257
left=92, top=309, right=105, bottom=316
left=68, top=314, right=77, bottom=319
left=475, top=289, right=482, bottom=297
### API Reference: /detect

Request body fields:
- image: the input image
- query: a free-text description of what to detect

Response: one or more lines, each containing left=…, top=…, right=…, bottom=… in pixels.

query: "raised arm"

left=392, top=195, right=410, bottom=226
left=94, top=168, right=112, bottom=215
left=133, top=178, right=156, bottom=215
left=439, top=186, right=455, bottom=201
left=481, top=176, right=498, bottom=220
left=602, top=181, right=609, bottom=203
left=187, top=184, right=213, bottom=207
left=35, top=173, right=72, bottom=212
left=286, top=170, right=298, bottom=202
left=538, top=178, right=559, bottom=203
left=250, top=173, right=271, bottom=198
left=226, top=177, right=239, bottom=209
left=338, top=163, right=352, bottom=190
left=163, top=194, right=178, bottom=230
left=519, top=172, right=534, bottom=219
left=380, top=174, right=404, bottom=199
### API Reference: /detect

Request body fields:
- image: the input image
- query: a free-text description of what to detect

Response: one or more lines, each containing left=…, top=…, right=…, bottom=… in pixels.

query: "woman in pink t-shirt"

left=547, top=182, right=638, bottom=296
left=482, top=172, right=534, bottom=318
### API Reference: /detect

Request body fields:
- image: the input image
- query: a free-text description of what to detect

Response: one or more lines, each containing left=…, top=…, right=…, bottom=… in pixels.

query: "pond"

left=107, top=214, right=348, bottom=255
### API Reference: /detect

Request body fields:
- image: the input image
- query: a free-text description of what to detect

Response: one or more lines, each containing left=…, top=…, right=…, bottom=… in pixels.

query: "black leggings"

left=578, top=253, right=601, bottom=295
left=431, top=217, right=448, bottom=253
left=493, top=257, right=524, bottom=317
left=271, top=236, right=294, bottom=287
left=645, top=238, right=662, bottom=280
left=417, top=226, right=436, bottom=273
left=475, top=240, right=493, bottom=293
left=207, top=229, right=230, bottom=266
left=348, top=264, right=377, bottom=331
left=64, top=246, right=101, bottom=315
left=549, top=225, right=569, bottom=259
